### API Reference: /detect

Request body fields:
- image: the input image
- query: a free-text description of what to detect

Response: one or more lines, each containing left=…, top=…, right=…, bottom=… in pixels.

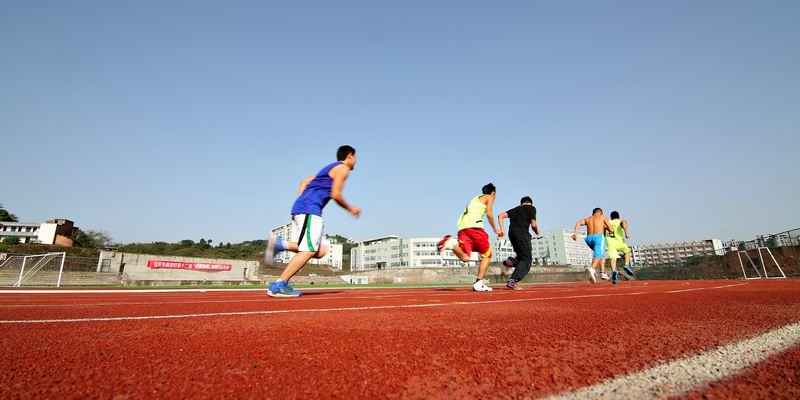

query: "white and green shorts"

left=292, top=214, right=325, bottom=253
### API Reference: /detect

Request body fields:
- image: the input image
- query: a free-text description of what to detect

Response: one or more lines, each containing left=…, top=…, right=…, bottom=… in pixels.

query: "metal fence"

left=634, top=228, right=799, bottom=280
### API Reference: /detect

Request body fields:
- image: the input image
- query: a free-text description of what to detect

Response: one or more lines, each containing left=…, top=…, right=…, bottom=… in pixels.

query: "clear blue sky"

left=2, top=1, right=798, bottom=245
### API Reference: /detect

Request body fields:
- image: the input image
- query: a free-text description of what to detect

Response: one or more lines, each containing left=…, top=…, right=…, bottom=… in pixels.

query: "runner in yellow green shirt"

left=604, top=210, right=634, bottom=284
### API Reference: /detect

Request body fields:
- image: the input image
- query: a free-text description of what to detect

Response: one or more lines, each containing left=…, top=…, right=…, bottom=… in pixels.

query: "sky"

left=2, top=0, right=799, bottom=246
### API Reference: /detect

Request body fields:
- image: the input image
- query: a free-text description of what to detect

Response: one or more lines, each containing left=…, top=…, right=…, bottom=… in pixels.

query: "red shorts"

left=457, top=228, right=492, bottom=258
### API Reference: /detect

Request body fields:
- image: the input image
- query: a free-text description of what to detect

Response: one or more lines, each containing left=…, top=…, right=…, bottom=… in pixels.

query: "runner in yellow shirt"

left=604, top=211, right=634, bottom=284
left=437, top=183, right=503, bottom=292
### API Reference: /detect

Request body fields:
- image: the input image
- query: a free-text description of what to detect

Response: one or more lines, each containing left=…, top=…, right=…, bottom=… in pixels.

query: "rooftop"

left=0, top=221, right=40, bottom=227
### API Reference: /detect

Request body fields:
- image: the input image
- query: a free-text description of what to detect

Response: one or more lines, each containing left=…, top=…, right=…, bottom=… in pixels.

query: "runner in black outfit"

left=497, top=196, right=540, bottom=290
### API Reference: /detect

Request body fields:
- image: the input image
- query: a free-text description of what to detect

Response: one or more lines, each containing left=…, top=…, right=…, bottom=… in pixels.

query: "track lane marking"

left=545, top=320, right=800, bottom=400
left=0, top=291, right=650, bottom=324
left=666, top=282, right=747, bottom=294
left=0, top=281, right=747, bottom=315
left=0, top=286, right=650, bottom=308
left=0, top=281, right=750, bottom=318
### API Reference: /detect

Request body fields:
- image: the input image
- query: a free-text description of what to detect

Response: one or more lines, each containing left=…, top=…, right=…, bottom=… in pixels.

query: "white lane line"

left=545, top=321, right=800, bottom=400
left=666, top=282, right=747, bottom=294
left=0, top=281, right=652, bottom=296
left=0, top=285, right=480, bottom=295
left=0, top=281, right=747, bottom=320
left=0, top=299, right=268, bottom=308
left=0, top=292, right=648, bottom=324
left=0, top=295, right=414, bottom=308
left=0, top=286, right=648, bottom=308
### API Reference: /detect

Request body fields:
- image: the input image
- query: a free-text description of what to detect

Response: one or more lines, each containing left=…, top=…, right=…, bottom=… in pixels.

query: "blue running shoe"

left=623, top=264, right=634, bottom=277
left=611, top=270, right=619, bottom=285
left=267, top=281, right=302, bottom=298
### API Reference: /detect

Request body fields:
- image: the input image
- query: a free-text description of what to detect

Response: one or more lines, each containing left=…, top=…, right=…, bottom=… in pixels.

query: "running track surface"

left=1, top=279, right=799, bottom=399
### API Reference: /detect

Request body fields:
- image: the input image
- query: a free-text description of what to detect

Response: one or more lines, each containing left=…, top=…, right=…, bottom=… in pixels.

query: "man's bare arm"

left=497, top=212, right=509, bottom=236
left=330, top=165, right=360, bottom=218
left=621, top=220, right=630, bottom=239
left=531, top=219, right=541, bottom=236
left=604, top=218, right=614, bottom=233
left=572, top=219, right=586, bottom=240
left=297, top=176, right=315, bottom=195
left=485, top=196, right=502, bottom=237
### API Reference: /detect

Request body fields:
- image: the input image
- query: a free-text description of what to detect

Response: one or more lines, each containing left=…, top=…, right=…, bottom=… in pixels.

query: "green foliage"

left=2, top=236, right=20, bottom=245
left=0, top=204, right=18, bottom=222
left=118, top=239, right=268, bottom=260
left=73, top=229, right=114, bottom=249
left=0, top=243, right=99, bottom=257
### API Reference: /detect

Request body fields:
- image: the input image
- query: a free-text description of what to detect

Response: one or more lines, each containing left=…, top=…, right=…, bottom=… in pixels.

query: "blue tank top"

left=291, top=162, right=343, bottom=216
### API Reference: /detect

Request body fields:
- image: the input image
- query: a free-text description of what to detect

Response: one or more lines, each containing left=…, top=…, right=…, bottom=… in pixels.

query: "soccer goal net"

left=738, top=248, right=786, bottom=280
left=0, top=252, right=67, bottom=287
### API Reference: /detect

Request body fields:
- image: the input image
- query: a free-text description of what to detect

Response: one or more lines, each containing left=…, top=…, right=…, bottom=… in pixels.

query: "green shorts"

left=606, top=239, right=630, bottom=259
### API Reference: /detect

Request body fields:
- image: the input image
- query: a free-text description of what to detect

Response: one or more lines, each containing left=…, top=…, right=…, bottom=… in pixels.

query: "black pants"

left=509, top=232, right=532, bottom=281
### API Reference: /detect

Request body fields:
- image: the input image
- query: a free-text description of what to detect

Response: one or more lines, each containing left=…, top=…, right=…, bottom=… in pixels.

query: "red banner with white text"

left=147, top=260, right=232, bottom=272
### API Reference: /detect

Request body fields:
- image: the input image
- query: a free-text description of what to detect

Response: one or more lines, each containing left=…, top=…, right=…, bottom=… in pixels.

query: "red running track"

left=0, top=279, right=799, bottom=399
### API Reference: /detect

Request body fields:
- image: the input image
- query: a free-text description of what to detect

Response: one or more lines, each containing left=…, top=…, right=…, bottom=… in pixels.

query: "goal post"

left=757, top=247, right=786, bottom=279
left=0, top=252, right=67, bottom=287
left=738, top=248, right=785, bottom=280
left=738, top=251, right=762, bottom=280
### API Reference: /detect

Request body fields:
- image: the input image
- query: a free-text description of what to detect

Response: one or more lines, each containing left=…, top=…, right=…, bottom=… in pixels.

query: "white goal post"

left=738, top=248, right=786, bottom=280
left=0, top=252, right=67, bottom=287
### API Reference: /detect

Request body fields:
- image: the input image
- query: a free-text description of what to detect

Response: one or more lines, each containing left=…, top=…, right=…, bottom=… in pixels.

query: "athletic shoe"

left=600, top=273, right=610, bottom=281
left=586, top=267, right=597, bottom=284
left=437, top=235, right=458, bottom=252
left=502, top=258, right=515, bottom=277
left=611, top=270, right=619, bottom=285
left=506, top=279, right=521, bottom=290
left=473, top=280, right=493, bottom=292
left=623, top=264, right=634, bottom=277
left=264, top=235, right=286, bottom=266
left=267, top=281, right=301, bottom=298
left=620, top=271, right=630, bottom=281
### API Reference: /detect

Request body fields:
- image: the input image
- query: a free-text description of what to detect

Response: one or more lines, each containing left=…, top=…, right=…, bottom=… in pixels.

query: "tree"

left=73, top=229, right=114, bottom=248
left=0, top=204, right=18, bottom=222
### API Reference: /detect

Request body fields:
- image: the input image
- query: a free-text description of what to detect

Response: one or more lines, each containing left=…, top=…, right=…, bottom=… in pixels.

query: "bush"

left=1, top=237, right=20, bottom=245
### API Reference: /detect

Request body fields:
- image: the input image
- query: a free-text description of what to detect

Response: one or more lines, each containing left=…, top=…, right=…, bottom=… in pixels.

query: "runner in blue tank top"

left=265, top=145, right=361, bottom=298
left=291, top=161, right=342, bottom=216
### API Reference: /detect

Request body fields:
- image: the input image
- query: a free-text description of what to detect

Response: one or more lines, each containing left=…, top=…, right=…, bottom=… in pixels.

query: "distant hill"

left=2, top=235, right=354, bottom=271
left=117, top=239, right=267, bottom=260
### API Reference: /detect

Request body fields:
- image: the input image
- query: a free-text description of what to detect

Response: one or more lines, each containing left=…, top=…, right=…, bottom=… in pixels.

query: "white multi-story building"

left=630, top=239, right=723, bottom=266
left=755, top=232, right=797, bottom=249
left=350, top=236, right=480, bottom=271
left=0, top=222, right=41, bottom=244
left=269, top=222, right=343, bottom=271
left=0, top=219, right=78, bottom=246
left=492, top=239, right=516, bottom=263
left=532, top=229, right=594, bottom=267
left=349, top=229, right=596, bottom=271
